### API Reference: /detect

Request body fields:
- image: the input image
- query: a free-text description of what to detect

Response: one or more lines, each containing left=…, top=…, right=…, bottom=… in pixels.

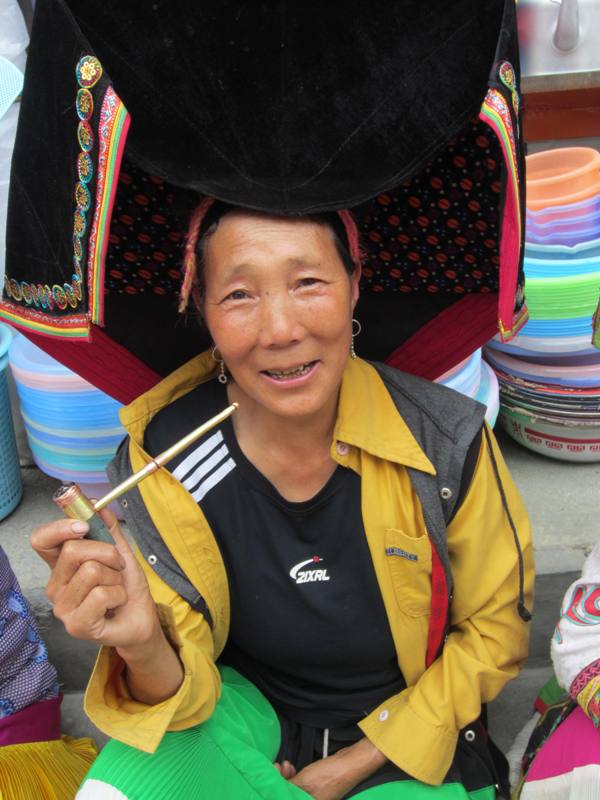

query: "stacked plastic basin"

left=0, top=324, right=22, bottom=520
left=435, top=348, right=500, bottom=427
left=485, top=147, right=600, bottom=461
left=8, top=334, right=126, bottom=502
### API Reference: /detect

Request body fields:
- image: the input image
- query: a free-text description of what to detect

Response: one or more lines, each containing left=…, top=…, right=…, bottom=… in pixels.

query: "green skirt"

left=76, top=667, right=497, bottom=799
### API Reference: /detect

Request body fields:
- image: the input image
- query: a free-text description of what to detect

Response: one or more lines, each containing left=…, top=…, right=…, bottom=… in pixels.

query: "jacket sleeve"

left=359, top=423, right=534, bottom=785
left=551, top=539, right=600, bottom=726
left=84, top=545, right=221, bottom=753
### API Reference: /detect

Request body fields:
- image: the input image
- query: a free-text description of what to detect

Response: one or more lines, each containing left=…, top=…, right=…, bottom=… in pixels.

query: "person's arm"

left=84, top=545, right=221, bottom=753
left=356, top=423, right=534, bottom=786
left=91, top=508, right=186, bottom=706
left=32, top=507, right=220, bottom=753
left=288, top=738, right=386, bottom=800
left=552, top=539, right=600, bottom=725
left=116, top=618, right=184, bottom=706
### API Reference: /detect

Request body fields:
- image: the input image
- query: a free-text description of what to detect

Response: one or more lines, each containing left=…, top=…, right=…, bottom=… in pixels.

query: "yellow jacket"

left=84, top=352, right=533, bottom=785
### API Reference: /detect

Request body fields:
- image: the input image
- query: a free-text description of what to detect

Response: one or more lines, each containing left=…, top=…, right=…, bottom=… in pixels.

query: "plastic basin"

left=525, top=148, right=600, bottom=211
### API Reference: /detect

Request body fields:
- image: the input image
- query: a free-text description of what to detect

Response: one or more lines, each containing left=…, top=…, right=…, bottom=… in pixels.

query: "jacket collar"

left=335, top=358, right=435, bottom=474
left=120, top=350, right=435, bottom=474
left=119, top=349, right=218, bottom=444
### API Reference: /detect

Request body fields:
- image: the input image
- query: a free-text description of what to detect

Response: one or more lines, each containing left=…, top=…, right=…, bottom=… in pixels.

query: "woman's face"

left=202, top=212, right=360, bottom=423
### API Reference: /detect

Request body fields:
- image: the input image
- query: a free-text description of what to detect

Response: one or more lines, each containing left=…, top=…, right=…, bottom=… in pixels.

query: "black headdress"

left=1, top=0, right=527, bottom=402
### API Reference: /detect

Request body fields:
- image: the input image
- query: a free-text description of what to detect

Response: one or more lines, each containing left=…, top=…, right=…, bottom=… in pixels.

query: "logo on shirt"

left=289, top=556, right=331, bottom=584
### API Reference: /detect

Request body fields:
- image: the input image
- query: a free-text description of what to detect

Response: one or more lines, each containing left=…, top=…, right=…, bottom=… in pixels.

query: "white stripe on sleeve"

left=183, top=443, right=230, bottom=491
left=191, top=458, right=236, bottom=502
left=172, top=430, right=224, bottom=481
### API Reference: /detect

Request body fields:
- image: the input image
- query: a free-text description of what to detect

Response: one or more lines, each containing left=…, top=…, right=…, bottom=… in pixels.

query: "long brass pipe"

left=53, top=402, right=238, bottom=542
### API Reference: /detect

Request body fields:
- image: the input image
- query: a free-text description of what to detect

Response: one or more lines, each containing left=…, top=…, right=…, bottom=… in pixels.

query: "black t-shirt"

left=144, top=378, right=405, bottom=728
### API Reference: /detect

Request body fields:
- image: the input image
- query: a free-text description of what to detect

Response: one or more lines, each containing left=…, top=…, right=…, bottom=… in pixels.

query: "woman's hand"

left=31, top=507, right=157, bottom=650
left=288, top=755, right=351, bottom=800
left=32, top=506, right=185, bottom=704
left=287, top=738, right=387, bottom=800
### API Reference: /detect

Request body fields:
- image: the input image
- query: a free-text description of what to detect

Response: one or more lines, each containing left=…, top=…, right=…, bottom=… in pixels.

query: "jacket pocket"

left=384, top=528, right=432, bottom=617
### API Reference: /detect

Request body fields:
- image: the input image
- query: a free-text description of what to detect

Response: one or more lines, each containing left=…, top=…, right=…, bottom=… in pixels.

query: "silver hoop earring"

left=350, top=318, right=362, bottom=360
left=211, top=345, right=228, bottom=384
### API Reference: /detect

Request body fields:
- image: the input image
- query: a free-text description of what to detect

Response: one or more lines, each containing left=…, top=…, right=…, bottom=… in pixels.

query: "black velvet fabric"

left=3, top=0, right=525, bottom=381
left=67, top=0, right=504, bottom=211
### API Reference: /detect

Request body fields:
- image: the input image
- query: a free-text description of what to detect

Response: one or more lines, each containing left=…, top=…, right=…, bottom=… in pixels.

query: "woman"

left=515, top=536, right=600, bottom=798
left=31, top=204, right=533, bottom=799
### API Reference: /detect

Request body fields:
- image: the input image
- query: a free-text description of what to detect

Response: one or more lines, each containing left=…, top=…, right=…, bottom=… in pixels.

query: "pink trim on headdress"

left=178, top=202, right=361, bottom=313
left=178, top=196, right=215, bottom=313
left=336, top=209, right=362, bottom=269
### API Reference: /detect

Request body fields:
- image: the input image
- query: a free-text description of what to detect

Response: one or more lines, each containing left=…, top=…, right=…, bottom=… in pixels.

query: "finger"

left=281, top=761, right=297, bottom=779
left=53, top=559, right=125, bottom=615
left=95, top=506, right=135, bottom=562
left=60, top=583, right=129, bottom=641
left=95, top=506, right=152, bottom=598
left=30, top=518, right=91, bottom=569
left=47, top=539, right=125, bottom=603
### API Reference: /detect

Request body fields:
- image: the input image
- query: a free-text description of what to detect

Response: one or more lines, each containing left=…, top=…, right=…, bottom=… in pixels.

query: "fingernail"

left=71, top=521, right=89, bottom=535
left=119, top=555, right=126, bottom=570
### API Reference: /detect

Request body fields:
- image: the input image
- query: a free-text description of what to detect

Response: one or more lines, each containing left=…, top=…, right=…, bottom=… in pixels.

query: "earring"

left=350, top=318, right=362, bottom=359
left=211, top=345, right=228, bottom=384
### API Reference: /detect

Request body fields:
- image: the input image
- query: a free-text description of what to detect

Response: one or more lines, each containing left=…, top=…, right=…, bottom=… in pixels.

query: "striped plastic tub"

left=0, top=324, right=23, bottom=520
left=8, top=334, right=125, bottom=489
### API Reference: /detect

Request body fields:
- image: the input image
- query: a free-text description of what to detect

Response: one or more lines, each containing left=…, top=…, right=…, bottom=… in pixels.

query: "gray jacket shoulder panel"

left=371, top=361, right=486, bottom=523
left=107, top=440, right=213, bottom=626
left=371, top=361, right=487, bottom=599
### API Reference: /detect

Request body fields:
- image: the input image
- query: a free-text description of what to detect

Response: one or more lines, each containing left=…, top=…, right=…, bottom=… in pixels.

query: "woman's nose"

left=258, top=292, right=303, bottom=348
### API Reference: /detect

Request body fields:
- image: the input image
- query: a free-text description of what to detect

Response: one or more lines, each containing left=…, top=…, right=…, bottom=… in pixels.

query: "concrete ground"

left=0, top=426, right=597, bottom=757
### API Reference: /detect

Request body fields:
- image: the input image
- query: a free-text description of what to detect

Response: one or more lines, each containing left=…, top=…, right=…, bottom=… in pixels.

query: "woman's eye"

left=298, top=277, right=320, bottom=287
left=223, top=289, right=249, bottom=302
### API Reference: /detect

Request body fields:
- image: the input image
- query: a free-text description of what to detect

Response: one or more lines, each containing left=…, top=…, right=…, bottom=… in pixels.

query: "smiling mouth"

left=262, top=361, right=317, bottom=379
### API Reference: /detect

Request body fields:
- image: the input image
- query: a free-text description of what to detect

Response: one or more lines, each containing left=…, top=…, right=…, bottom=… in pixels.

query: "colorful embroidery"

left=75, top=182, right=91, bottom=212
left=499, top=61, right=515, bottom=91
left=572, top=659, right=600, bottom=697
left=71, top=54, right=103, bottom=317
left=3, top=275, right=82, bottom=312
left=512, top=90, right=519, bottom=118
left=554, top=583, right=600, bottom=645
left=564, top=583, right=600, bottom=627
left=0, top=298, right=89, bottom=338
left=77, top=152, right=93, bottom=184
left=77, top=120, right=94, bottom=152
left=86, top=85, right=130, bottom=325
left=499, top=60, right=520, bottom=119
left=1, top=55, right=127, bottom=340
left=76, top=88, right=94, bottom=121
left=479, top=88, right=526, bottom=341
left=76, top=55, right=103, bottom=88
left=73, top=236, right=83, bottom=261
left=74, top=209, right=86, bottom=237
left=575, top=671, right=600, bottom=727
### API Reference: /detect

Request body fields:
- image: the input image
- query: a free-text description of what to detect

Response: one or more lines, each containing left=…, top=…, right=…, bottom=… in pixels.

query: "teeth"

left=267, top=363, right=312, bottom=378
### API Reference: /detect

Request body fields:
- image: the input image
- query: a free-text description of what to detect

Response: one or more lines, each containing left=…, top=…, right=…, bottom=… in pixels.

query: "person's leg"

left=77, top=666, right=309, bottom=799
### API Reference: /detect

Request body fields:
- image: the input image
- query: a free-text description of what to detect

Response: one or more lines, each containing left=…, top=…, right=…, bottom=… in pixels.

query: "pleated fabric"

left=77, top=667, right=496, bottom=799
left=0, top=735, right=97, bottom=799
